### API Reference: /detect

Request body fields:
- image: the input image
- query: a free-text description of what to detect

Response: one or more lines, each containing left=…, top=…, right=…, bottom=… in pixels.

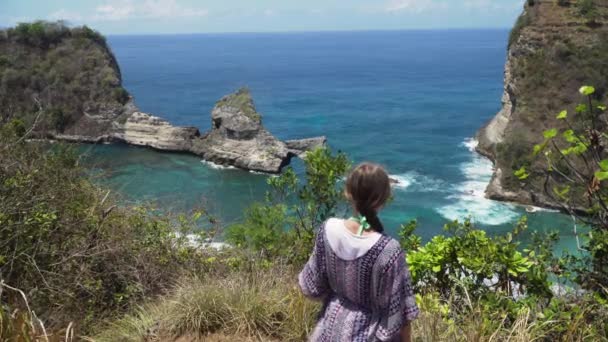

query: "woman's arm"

left=298, top=226, right=330, bottom=299
left=400, top=322, right=412, bottom=342
left=374, top=247, right=419, bottom=341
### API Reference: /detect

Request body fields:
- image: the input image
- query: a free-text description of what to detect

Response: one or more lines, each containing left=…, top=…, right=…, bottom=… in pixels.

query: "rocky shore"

left=52, top=88, right=326, bottom=173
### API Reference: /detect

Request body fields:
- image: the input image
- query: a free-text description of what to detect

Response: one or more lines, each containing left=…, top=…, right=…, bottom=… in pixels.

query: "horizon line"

left=103, top=27, right=512, bottom=37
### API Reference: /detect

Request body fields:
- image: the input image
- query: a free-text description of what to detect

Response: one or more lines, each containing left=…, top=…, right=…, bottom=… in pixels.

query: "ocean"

left=81, top=29, right=578, bottom=250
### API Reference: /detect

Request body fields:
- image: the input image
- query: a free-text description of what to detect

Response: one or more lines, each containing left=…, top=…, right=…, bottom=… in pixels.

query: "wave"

left=391, top=172, right=448, bottom=193
left=461, top=137, right=479, bottom=153
left=200, top=160, right=236, bottom=170
left=436, top=138, right=519, bottom=226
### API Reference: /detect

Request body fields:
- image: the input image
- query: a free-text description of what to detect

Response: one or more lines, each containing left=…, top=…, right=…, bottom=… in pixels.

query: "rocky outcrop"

left=286, top=137, right=328, bottom=157
left=191, top=88, right=326, bottom=173
left=475, top=1, right=608, bottom=209
left=51, top=89, right=326, bottom=173
left=476, top=57, right=515, bottom=158
left=113, top=112, right=200, bottom=151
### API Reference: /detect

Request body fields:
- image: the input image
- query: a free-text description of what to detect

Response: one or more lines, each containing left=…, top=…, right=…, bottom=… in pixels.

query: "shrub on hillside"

left=0, top=121, right=209, bottom=330
left=515, top=86, right=608, bottom=297
left=0, top=22, right=126, bottom=134
left=226, top=147, right=350, bottom=264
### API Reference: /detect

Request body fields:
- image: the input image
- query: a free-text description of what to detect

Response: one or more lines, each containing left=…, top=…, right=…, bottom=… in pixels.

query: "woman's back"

left=299, top=219, right=418, bottom=341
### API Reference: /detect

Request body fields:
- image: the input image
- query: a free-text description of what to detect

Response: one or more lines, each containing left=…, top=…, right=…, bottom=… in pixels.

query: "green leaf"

left=600, top=160, right=608, bottom=172
left=556, top=110, right=568, bottom=120
left=514, top=166, right=529, bottom=180
left=432, top=265, right=441, bottom=272
left=563, top=129, right=577, bottom=143
left=533, top=141, right=548, bottom=156
left=598, top=105, right=607, bottom=111
left=576, top=104, right=588, bottom=113
left=543, top=128, right=558, bottom=139
left=595, top=171, right=608, bottom=181
left=561, top=147, right=574, bottom=156
left=573, top=143, right=587, bottom=154
left=580, top=85, right=596, bottom=96
left=553, top=185, right=570, bottom=199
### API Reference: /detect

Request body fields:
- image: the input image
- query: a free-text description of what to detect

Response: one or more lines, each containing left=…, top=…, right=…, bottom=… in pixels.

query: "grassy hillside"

left=0, top=21, right=129, bottom=136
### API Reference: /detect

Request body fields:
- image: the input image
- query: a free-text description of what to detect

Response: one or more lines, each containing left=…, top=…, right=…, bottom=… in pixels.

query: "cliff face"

left=0, top=22, right=325, bottom=173
left=477, top=0, right=608, bottom=208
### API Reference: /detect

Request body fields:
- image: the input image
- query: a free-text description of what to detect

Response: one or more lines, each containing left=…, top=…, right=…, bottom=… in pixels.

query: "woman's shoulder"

left=374, top=236, right=405, bottom=270
left=379, top=236, right=403, bottom=256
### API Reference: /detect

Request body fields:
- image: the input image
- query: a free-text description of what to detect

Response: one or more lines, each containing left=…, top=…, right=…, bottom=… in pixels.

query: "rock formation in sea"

left=191, top=88, right=326, bottom=172
left=476, top=1, right=608, bottom=209
left=0, top=22, right=325, bottom=173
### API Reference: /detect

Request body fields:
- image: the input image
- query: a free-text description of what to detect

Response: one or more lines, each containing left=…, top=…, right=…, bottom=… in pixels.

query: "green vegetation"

left=2, top=105, right=608, bottom=340
left=0, top=120, right=215, bottom=331
left=0, top=21, right=127, bottom=135
left=516, top=86, right=608, bottom=296
left=508, top=6, right=531, bottom=47
left=577, top=0, right=599, bottom=22
left=216, top=87, right=262, bottom=122
left=227, top=147, right=350, bottom=264
left=499, top=13, right=608, bottom=192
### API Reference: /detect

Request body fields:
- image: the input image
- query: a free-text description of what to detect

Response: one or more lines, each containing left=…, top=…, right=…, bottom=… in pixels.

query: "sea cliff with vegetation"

left=2, top=3, right=608, bottom=340
left=0, top=22, right=324, bottom=173
left=477, top=0, right=608, bottom=210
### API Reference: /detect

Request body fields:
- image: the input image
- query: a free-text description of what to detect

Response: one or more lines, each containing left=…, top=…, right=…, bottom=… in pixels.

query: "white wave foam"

left=437, top=138, right=519, bottom=226
left=200, top=160, right=236, bottom=170
left=461, top=137, right=479, bottom=153
left=390, top=174, right=413, bottom=189
left=391, top=172, right=447, bottom=193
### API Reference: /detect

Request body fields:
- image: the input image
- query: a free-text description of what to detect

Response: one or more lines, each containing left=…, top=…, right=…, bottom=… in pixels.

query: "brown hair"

left=345, top=163, right=391, bottom=233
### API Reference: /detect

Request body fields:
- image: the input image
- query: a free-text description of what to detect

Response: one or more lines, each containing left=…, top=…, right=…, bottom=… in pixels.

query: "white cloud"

left=93, top=2, right=135, bottom=21
left=138, top=0, right=208, bottom=18
left=385, top=0, right=449, bottom=13
left=263, top=9, right=277, bottom=17
left=49, top=0, right=208, bottom=23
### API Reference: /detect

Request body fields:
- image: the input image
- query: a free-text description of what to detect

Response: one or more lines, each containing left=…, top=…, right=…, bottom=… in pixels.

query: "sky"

left=0, top=0, right=524, bottom=35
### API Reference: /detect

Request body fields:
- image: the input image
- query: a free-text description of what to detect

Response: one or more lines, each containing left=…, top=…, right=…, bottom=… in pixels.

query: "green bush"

left=515, top=86, right=608, bottom=298
left=0, top=127, right=210, bottom=330
left=0, top=22, right=125, bottom=135
left=226, top=147, right=350, bottom=264
left=577, top=0, right=597, bottom=18
left=402, top=217, right=556, bottom=299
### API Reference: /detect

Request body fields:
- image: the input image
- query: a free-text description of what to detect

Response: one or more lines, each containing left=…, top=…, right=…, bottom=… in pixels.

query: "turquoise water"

left=81, top=30, right=578, bottom=250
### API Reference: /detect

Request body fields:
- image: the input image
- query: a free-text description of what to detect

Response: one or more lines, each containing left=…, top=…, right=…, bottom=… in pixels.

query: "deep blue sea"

left=81, top=30, right=578, bottom=250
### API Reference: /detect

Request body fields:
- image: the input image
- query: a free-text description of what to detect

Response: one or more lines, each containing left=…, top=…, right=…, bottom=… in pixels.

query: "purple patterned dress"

left=298, top=222, right=419, bottom=341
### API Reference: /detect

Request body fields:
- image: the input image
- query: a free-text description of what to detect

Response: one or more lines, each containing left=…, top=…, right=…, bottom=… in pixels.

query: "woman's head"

left=345, top=163, right=391, bottom=232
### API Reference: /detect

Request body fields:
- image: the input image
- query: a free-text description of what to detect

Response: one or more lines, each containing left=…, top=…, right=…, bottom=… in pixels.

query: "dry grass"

left=91, top=263, right=608, bottom=342
left=92, top=264, right=319, bottom=342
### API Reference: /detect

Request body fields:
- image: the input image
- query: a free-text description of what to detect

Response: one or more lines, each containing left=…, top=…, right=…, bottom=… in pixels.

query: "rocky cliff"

left=192, top=88, right=326, bottom=172
left=0, top=22, right=325, bottom=173
left=476, top=0, right=608, bottom=208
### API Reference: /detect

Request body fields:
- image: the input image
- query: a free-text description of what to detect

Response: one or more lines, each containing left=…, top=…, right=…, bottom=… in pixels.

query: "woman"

left=299, top=163, right=419, bottom=342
